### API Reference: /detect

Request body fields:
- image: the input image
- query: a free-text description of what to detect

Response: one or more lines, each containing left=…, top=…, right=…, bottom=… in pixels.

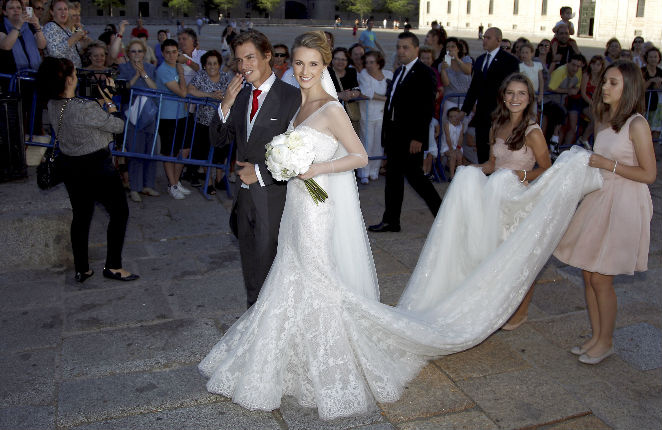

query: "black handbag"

left=37, top=99, right=70, bottom=190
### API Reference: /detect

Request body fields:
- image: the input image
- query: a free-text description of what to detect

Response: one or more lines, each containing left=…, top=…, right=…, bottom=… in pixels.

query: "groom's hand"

left=236, top=161, right=258, bottom=185
left=221, top=73, right=244, bottom=116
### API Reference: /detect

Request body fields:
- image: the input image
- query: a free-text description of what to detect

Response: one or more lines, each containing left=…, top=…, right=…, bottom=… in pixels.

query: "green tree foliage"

left=169, top=0, right=194, bottom=14
left=342, top=0, right=374, bottom=17
left=212, top=0, right=240, bottom=15
left=92, top=0, right=122, bottom=16
left=256, top=0, right=282, bottom=15
left=385, top=0, right=416, bottom=17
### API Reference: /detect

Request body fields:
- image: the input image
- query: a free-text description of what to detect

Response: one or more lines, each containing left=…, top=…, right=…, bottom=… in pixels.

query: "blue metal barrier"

left=6, top=67, right=660, bottom=194
left=117, top=86, right=231, bottom=199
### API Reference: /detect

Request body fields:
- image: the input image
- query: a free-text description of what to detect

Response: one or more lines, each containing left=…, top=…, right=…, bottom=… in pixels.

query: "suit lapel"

left=236, top=88, right=250, bottom=148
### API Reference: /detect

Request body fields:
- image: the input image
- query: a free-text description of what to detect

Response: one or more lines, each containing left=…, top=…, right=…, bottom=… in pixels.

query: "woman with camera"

left=37, top=57, right=139, bottom=283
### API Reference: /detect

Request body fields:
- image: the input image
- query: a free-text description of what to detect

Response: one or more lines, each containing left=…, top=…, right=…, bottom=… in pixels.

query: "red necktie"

left=250, top=89, right=262, bottom=121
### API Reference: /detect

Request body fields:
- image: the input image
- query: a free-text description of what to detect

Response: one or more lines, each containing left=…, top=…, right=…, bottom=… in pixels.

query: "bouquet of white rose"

left=265, top=131, right=329, bottom=204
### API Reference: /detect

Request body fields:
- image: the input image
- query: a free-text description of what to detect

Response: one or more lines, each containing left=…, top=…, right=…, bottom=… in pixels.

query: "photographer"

left=37, top=57, right=138, bottom=283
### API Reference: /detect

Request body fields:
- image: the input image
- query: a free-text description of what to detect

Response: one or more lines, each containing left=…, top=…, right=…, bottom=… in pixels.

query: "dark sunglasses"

left=273, top=53, right=287, bottom=58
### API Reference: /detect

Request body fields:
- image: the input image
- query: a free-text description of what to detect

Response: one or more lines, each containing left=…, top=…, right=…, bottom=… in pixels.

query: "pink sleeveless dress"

left=492, top=123, right=539, bottom=171
left=554, top=114, right=653, bottom=275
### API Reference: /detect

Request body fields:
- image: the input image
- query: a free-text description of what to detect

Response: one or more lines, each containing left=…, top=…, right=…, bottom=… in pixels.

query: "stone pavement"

left=1, top=154, right=660, bottom=429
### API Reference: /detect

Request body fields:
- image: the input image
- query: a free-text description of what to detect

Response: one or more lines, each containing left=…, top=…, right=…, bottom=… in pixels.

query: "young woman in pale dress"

left=554, top=60, right=657, bottom=364
left=474, top=73, right=552, bottom=330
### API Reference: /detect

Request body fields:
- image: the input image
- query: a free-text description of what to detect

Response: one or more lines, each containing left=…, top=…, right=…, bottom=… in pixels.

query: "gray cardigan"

left=47, top=98, right=125, bottom=156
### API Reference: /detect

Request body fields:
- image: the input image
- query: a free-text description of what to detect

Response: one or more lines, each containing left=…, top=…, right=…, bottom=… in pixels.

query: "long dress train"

left=199, top=100, right=603, bottom=420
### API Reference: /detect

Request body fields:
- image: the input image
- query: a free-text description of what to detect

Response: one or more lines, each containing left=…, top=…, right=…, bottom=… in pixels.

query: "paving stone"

left=377, top=273, right=410, bottom=306
left=378, top=364, right=474, bottom=423
left=88, top=240, right=150, bottom=262
left=371, top=248, right=411, bottom=277
left=540, top=414, right=611, bottom=429
left=63, top=285, right=173, bottom=333
left=434, top=334, right=530, bottom=381
left=60, top=319, right=221, bottom=379
left=0, top=307, right=62, bottom=353
left=136, top=256, right=206, bottom=282
left=616, top=268, right=662, bottom=306
left=613, top=323, right=662, bottom=371
left=0, top=279, right=62, bottom=312
left=456, top=368, right=589, bottom=429
left=57, top=365, right=215, bottom=428
left=0, top=406, right=55, bottom=430
left=69, top=402, right=279, bottom=430
left=398, top=409, right=498, bottom=429
left=144, top=234, right=236, bottom=260
left=535, top=264, right=565, bottom=283
left=530, top=279, right=586, bottom=316
left=352, top=423, right=396, bottom=430
left=0, top=267, right=66, bottom=285
left=164, top=270, right=246, bottom=319
left=562, top=378, right=662, bottom=430
left=0, top=349, right=56, bottom=406
left=195, top=251, right=242, bottom=276
left=278, top=396, right=385, bottom=430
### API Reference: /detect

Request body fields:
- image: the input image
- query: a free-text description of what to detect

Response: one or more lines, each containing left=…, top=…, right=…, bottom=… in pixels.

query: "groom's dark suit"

left=379, top=59, right=441, bottom=228
left=210, top=78, right=301, bottom=307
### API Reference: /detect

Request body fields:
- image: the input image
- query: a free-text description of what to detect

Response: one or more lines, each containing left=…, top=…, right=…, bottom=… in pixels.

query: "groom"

left=210, top=30, right=301, bottom=307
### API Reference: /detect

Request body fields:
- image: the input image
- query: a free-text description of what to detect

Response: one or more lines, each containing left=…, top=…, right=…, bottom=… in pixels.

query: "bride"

left=199, top=31, right=604, bottom=420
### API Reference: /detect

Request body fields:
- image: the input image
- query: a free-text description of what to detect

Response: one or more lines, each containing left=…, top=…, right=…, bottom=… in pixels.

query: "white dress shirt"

left=217, top=72, right=277, bottom=188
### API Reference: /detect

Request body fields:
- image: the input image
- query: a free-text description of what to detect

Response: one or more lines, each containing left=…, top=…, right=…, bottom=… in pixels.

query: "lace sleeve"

left=314, top=103, right=368, bottom=174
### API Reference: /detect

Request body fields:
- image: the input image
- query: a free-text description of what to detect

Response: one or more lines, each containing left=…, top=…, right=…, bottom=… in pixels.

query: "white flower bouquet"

left=265, top=131, right=328, bottom=204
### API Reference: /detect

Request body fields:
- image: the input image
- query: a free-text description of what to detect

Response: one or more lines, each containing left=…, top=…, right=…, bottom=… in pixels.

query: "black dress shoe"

left=103, top=268, right=140, bottom=282
left=368, top=222, right=401, bottom=232
left=74, top=270, right=94, bottom=283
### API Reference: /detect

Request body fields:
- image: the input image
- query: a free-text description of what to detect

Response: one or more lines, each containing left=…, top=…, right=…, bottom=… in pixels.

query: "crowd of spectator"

left=0, top=1, right=660, bottom=201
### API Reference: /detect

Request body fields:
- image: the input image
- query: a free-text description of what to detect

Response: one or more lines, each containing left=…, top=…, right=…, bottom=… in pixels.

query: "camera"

left=76, top=69, right=125, bottom=99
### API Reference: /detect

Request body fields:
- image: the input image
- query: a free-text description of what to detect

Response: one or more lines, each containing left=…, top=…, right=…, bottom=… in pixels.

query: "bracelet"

left=520, top=170, right=527, bottom=183
left=612, top=160, right=618, bottom=173
left=143, top=74, right=149, bottom=79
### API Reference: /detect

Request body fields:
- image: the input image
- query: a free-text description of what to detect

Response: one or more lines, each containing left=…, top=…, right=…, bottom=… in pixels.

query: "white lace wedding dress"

left=198, top=101, right=603, bottom=420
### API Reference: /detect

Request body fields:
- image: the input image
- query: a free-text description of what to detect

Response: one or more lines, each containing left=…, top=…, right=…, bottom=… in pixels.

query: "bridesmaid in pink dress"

left=554, top=60, right=657, bottom=364
left=475, top=73, right=552, bottom=330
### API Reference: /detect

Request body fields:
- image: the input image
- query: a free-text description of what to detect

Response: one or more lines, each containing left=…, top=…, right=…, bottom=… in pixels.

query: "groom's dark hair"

left=231, top=30, right=274, bottom=68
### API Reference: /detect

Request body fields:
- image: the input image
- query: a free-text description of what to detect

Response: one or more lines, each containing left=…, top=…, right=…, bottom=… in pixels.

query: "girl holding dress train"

left=474, top=73, right=552, bottom=330
left=554, top=60, right=656, bottom=365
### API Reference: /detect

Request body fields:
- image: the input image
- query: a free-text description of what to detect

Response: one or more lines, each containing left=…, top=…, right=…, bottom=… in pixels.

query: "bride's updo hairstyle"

left=292, top=31, right=332, bottom=65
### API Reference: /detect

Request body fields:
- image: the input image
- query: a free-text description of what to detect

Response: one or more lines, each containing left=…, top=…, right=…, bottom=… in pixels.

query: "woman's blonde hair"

left=292, top=31, right=332, bottom=65
left=125, top=38, right=148, bottom=57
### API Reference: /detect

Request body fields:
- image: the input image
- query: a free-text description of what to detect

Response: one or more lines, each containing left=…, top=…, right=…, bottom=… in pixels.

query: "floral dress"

left=43, top=22, right=81, bottom=68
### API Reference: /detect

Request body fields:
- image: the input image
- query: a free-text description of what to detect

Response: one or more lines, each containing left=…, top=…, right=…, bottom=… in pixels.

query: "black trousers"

left=235, top=187, right=285, bottom=308
left=60, top=149, right=129, bottom=273
left=383, top=146, right=441, bottom=226
left=474, top=121, right=491, bottom=164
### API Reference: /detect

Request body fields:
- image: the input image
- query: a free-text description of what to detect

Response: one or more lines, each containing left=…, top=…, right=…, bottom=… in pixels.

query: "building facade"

left=419, top=0, right=661, bottom=45
left=79, top=0, right=337, bottom=21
